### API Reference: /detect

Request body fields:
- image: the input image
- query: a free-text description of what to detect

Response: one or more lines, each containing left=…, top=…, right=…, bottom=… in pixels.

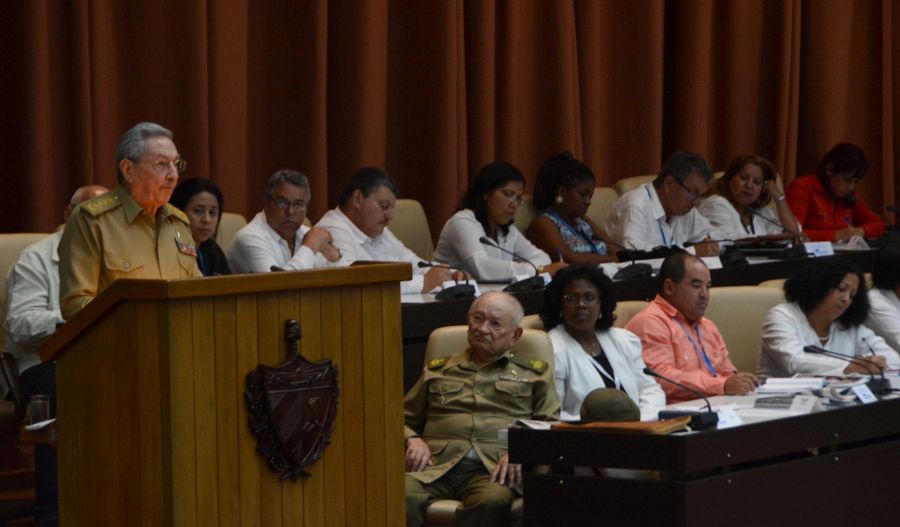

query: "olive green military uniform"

left=404, top=348, right=559, bottom=526
left=58, top=185, right=202, bottom=320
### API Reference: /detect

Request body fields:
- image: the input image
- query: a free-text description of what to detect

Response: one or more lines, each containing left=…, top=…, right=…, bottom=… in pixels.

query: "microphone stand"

left=478, top=237, right=545, bottom=292
left=417, top=261, right=476, bottom=300
left=744, top=207, right=807, bottom=259
left=643, top=367, right=719, bottom=430
left=802, top=345, right=891, bottom=396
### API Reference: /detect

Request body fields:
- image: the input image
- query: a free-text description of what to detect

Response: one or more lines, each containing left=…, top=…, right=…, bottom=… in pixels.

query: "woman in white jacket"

left=540, top=264, right=665, bottom=421
left=866, top=242, right=900, bottom=352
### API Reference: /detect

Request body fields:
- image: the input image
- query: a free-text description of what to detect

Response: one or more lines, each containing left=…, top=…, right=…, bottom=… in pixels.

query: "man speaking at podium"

left=58, top=122, right=202, bottom=320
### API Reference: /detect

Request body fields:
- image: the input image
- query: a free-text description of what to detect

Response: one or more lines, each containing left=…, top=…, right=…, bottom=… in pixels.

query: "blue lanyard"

left=673, top=318, right=717, bottom=377
left=645, top=186, right=669, bottom=246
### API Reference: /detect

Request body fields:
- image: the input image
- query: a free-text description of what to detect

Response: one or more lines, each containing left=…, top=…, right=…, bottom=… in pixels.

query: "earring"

left=555, top=195, right=564, bottom=205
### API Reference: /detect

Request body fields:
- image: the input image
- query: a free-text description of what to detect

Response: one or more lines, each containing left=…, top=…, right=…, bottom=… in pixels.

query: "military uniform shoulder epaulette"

left=80, top=194, right=121, bottom=217
left=509, top=352, right=548, bottom=374
left=165, top=204, right=190, bottom=224
left=426, top=356, right=452, bottom=370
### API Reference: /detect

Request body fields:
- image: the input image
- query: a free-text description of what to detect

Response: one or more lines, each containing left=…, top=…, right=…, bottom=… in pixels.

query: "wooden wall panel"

left=277, top=291, right=304, bottom=527
left=191, top=297, right=220, bottom=525
left=320, top=288, right=347, bottom=527
left=298, top=290, right=326, bottom=527
left=235, top=295, right=262, bottom=527
left=380, top=284, right=405, bottom=523
left=213, top=295, right=241, bottom=527
left=168, top=299, right=198, bottom=527
left=360, top=285, right=387, bottom=526
left=256, top=293, right=283, bottom=526
left=338, top=287, right=367, bottom=525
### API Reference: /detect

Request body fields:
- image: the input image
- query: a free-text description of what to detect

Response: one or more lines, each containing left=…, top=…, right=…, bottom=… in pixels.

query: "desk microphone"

left=802, top=345, right=891, bottom=395
left=417, top=261, right=476, bottom=300
left=643, top=367, right=719, bottom=430
left=478, top=237, right=545, bottom=292
left=596, top=238, right=654, bottom=280
left=270, top=265, right=285, bottom=272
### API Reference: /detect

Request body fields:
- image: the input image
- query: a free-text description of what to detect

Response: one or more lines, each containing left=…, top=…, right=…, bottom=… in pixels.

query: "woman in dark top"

left=169, top=178, right=231, bottom=276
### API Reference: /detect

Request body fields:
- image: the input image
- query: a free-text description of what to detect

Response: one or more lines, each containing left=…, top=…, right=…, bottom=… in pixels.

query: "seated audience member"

left=625, top=251, right=758, bottom=402
left=404, top=292, right=559, bottom=526
left=169, top=177, right=231, bottom=276
left=759, top=257, right=900, bottom=378
left=526, top=152, right=618, bottom=264
left=433, top=161, right=565, bottom=280
left=317, top=166, right=459, bottom=293
left=785, top=143, right=885, bottom=242
left=697, top=154, right=802, bottom=240
left=605, top=150, right=721, bottom=257
left=540, top=265, right=665, bottom=421
left=866, top=242, right=900, bottom=351
left=59, top=122, right=202, bottom=319
left=4, top=184, right=108, bottom=526
left=228, top=169, right=339, bottom=273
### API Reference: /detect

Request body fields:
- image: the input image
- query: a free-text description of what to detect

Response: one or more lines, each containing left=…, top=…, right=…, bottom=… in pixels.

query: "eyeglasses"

left=139, top=157, right=187, bottom=174
left=671, top=177, right=703, bottom=203
left=270, top=197, right=308, bottom=212
left=562, top=293, right=599, bottom=305
left=500, top=189, right=525, bottom=206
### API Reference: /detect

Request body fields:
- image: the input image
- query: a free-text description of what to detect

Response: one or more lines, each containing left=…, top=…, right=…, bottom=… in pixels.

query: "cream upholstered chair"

left=391, top=199, right=434, bottom=260
left=613, top=174, right=656, bottom=196
left=420, top=325, right=553, bottom=526
left=512, top=195, right=537, bottom=234
left=0, top=233, right=51, bottom=354
left=215, top=212, right=248, bottom=254
left=520, top=314, right=543, bottom=330
left=704, top=286, right=785, bottom=374
left=613, top=300, right=650, bottom=328
left=757, top=278, right=785, bottom=289
left=585, top=187, right=619, bottom=228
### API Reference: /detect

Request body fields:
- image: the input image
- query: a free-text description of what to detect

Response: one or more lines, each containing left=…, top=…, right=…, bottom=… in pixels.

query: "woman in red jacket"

left=786, top=143, right=885, bottom=242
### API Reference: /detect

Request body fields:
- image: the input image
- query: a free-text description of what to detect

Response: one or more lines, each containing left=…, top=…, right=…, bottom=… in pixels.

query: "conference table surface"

left=400, top=250, right=877, bottom=392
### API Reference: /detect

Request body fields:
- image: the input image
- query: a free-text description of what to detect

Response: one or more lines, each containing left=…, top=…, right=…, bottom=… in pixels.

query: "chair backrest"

left=390, top=199, right=434, bottom=260
left=0, top=233, right=51, bottom=355
left=613, top=174, right=656, bottom=196
left=586, top=187, right=619, bottom=228
left=757, top=278, right=785, bottom=289
left=513, top=195, right=538, bottom=234
left=424, top=325, right=554, bottom=374
left=215, top=212, right=248, bottom=254
left=613, top=300, right=650, bottom=328
left=521, top=314, right=543, bottom=330
left=705, top=286, right=785, bottom=373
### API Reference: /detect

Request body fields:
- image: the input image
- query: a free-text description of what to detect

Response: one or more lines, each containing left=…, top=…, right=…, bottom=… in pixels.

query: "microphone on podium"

left=802, top=345, right=891, bottom=396
left=644, top=367, right=719, bottom=430
left=478, top=237, right=545, bottom=292
left=417, top=261, right=476, bottom=300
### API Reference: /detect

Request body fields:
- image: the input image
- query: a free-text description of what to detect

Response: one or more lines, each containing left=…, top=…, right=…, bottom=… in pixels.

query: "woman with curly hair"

left=758, top=257, right=899, bottom=378
left=540, top=264, right=664, bottom=421
left=526, top=152, right=618, bottom=264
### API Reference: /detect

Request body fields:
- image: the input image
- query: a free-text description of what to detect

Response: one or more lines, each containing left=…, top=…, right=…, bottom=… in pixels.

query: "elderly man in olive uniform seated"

left=404, top=292, right=560, bottom=526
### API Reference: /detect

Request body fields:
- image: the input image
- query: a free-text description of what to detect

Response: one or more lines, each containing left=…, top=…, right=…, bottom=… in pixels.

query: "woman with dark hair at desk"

left=526, top=152, right=618, bottom=264
left=170, top=177, right=231, bottom=276
left=865, top=242, right=900, bottom=351
left=433, top=161, right=565, bottom=281
left=785, top=143, right=885, bottom=242
left=697, top=154, right=801, bottom=240
left=541, top=264, right=664, bottom=421
left=758, top=257, right=899, bottom=378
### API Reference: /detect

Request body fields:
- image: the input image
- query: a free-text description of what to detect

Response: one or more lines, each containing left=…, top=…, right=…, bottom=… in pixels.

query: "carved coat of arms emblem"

left=245, top=320, right=339, bottom=480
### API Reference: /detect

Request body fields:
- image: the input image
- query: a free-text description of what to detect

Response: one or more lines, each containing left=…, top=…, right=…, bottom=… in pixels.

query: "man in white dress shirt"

left=4, top=183, right=108, bottom=526
left=316, top=166, right=458, bottom=294
left=605, top=150, right=721, bottom=257
left=228, top=170, right=341, bottom=273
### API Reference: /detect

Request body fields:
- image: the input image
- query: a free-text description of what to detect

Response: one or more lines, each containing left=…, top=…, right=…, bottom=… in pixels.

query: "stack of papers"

left=757, top=377, right=825, bottom=394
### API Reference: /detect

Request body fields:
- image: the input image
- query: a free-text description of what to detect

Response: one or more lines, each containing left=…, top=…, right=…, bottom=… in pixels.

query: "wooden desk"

left=509, top=396, right=900, bottom=526
left=400, top=251, right=877, bottom=392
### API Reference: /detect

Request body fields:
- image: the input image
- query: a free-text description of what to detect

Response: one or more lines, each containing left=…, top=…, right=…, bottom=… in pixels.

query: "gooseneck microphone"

left=802, top=345, right=891, bottom=395
left=417, top=261, right=475, bottom=300
left=601, top=238, right=653, bottom=280
left=744, top=207, right=804, bottom=239
left=643, top=367, right=719, bottom=430
left=478, top=237, right=545, bottom=292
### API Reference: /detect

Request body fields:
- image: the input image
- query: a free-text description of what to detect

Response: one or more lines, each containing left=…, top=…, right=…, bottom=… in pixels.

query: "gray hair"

left=265, top=169, right=310, bottom=198
left=652, top=150, right=713, bottom=188
left=470, top=291, right=525, bottom=328
left=115, top=122, right=174, bottom=184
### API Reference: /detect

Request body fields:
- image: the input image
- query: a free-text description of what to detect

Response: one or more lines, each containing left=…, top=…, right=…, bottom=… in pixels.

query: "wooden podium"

left=40, top=263, right=411, bottom=526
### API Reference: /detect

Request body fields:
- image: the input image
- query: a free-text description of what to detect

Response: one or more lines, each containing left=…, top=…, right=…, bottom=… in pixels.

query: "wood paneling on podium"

left=41, top=264, right=411, bottom=527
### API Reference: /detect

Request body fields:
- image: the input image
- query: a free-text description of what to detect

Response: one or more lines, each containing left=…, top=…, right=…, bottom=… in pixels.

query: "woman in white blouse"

left=866, top=242, right=900, bottom=351
left=697, top=154, right=801, bottom=240
left=759, top=257, right=900, bottom=378
left=433, top=161, right=565, bottom=281
left=540, top=264, right=665, bottom=421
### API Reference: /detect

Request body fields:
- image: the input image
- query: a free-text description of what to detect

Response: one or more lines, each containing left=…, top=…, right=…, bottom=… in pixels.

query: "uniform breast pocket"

left=428, top=381, right=464, bottom=407
left=103, top=253, right=145, bottom=279
left=494, top=379, right=533, bottom=413
left=176, top=251, right=199, bottom=276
